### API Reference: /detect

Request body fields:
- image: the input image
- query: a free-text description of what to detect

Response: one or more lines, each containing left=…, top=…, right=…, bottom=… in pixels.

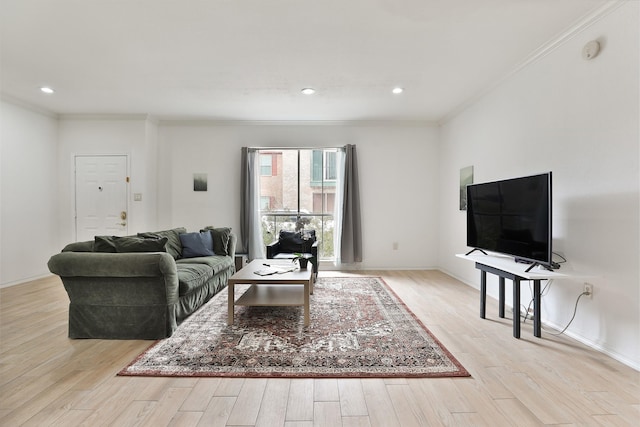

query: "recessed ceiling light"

left=392, top=87, right=404, bottom=94
left=301, top=88, right=316, bottom=95
left=40, top=86, right=55, bottom=94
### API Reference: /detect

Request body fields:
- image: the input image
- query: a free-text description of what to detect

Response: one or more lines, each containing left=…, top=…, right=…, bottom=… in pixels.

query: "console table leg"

left=533, top=279, right=542, bottom=337
left=480, top=271, right=487, bottom=319
left=513, top=278, right=521, bottom=338
left=499, top=277, right=505, bottom=318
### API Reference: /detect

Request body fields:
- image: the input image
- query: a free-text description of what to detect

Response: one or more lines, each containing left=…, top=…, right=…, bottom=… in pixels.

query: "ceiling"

left=0, top=0, right=614, bottom=122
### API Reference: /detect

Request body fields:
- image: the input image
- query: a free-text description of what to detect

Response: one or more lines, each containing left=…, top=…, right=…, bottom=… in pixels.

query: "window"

left=258, top=149, right=337, bottom=260
left=260, top=154, right=273, bottom=176
left=325, top=151, right=337, bottom=180
left=311, top=149, right=337, bottom=186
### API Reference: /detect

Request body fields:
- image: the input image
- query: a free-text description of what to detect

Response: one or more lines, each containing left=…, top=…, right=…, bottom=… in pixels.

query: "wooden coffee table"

left=227, top=259, right=313, bottom=326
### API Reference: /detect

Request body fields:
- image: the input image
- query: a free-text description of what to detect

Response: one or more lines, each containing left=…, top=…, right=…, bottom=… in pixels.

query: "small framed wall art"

left=193, top=173, right=208, bottom=192
left=459, top=166, right=473, bottom=210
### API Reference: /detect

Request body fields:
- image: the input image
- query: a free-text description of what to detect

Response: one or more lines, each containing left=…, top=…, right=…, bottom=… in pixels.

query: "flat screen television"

left=466, top=172, right=555, bottom=269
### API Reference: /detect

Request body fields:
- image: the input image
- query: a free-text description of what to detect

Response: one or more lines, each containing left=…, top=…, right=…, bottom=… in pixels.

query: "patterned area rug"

left=119, top=277, right=469, bottom=378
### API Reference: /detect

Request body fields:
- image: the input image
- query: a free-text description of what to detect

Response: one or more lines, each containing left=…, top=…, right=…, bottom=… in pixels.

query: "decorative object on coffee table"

left=119, top=276, right=469, bottom=378
left=291, top=252, right=313, bottom=269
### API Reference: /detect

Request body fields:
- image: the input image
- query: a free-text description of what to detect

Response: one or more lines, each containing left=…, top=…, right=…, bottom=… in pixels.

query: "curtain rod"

left=246, top=145, right=349, bottom=152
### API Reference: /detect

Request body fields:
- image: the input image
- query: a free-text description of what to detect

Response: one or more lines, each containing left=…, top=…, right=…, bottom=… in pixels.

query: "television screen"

left=466, top=172, right=552, bottom=267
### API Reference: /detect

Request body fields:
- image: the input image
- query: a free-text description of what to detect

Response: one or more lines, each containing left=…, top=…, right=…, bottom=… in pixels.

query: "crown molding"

left=0, top=93, right=59, bottom=119
left=438, top=0, right=627, bottom=125
left=158, top=119, right=438, bottom=127
left=58, top=113, right=157, bottom=121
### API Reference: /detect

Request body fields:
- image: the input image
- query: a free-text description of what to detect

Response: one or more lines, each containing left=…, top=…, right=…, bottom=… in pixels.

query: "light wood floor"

left=1, top=270, right=638, bottom=426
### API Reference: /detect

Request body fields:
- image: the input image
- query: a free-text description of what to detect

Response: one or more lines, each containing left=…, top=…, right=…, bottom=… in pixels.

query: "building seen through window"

left=258, top=149, right=337, bottom=260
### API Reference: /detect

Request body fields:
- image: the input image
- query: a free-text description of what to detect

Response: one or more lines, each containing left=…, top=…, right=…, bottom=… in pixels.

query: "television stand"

left=456, top=253, right=574, bottom=339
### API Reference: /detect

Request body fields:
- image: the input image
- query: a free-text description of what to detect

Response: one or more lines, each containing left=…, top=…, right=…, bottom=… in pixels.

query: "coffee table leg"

left=228, top=282, right=235, bottom=325
left=304, top=280, right=310, bottom=326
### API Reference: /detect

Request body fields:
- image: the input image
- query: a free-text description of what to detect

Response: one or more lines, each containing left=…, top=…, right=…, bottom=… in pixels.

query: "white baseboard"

left=542, top=319, right=640, bottom=372
left=0, top=273, right=52, bottom=289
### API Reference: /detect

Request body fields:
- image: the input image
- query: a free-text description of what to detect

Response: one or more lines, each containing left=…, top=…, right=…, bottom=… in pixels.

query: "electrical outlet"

left=584, top=283, right=593, bottom=299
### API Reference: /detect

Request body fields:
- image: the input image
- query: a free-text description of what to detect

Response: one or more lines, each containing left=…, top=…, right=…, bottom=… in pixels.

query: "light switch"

left=134, top=193, right=142, bottom=201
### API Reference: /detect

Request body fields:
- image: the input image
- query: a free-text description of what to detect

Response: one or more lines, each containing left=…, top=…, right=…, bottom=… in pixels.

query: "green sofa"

left=47, top=227, right=236, bottom=339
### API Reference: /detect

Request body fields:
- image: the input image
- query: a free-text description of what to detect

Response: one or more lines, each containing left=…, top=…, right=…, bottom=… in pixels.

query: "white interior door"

left=75, top=155, right=128, bottom=242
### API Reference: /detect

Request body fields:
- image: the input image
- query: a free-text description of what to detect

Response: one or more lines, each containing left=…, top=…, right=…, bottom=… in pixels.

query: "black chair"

left=266, top=230, right=318, bottom=279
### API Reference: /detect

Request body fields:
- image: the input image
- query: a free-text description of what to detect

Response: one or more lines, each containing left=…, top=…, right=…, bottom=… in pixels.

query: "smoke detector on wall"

left=582, top=40, right=601, bottom=60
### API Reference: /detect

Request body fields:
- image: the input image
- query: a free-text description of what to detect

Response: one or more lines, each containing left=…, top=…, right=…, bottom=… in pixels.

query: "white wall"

left=438, top=3, right=639, bottom=368
left=57, top=116, right=159, bottom=244
left=1, top=100, right=59, bottom=286
left=158, top=122, right=440, bottom=269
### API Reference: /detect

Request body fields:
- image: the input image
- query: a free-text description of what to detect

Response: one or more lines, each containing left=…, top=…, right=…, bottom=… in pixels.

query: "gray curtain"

left=240, top=147, right=250, bottom=254
left=240, top=147, right=265, bottom=260
left=340, top=144, right=362, bottom=263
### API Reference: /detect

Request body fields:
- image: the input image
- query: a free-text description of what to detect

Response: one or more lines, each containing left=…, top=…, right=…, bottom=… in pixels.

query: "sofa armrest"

left=48, top=252, right=180, bottom=303
left=266, top=240, right=281, bottom=258
left=48, top=251, right=181, bottom=339
left=62, top=240, right=94, bottom=252
left=48, top=251, right=177, bottom=278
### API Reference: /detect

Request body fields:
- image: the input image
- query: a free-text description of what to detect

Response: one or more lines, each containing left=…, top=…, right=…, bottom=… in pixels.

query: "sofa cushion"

left=176, top=255, right=233, bottom=276
left=179, top=232, right=215, bottom=258
left=138, top=227, right=186, bottom=259
left=202, top=226, right=232, bottom=256
left=176, top=263, right=215, bottom=296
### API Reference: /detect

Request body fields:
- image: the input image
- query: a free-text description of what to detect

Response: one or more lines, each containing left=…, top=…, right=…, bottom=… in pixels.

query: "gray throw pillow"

left=114, top=236, right=168, bottom=253
left=179, top=231, right=215, bottom=258
left=94, top=235, right=168, bottom=253
left=94, top=236, right=117, bottom=253
left=201, top=226, right=232, bottom=256
left=138, top=227, right=186, bottom=259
